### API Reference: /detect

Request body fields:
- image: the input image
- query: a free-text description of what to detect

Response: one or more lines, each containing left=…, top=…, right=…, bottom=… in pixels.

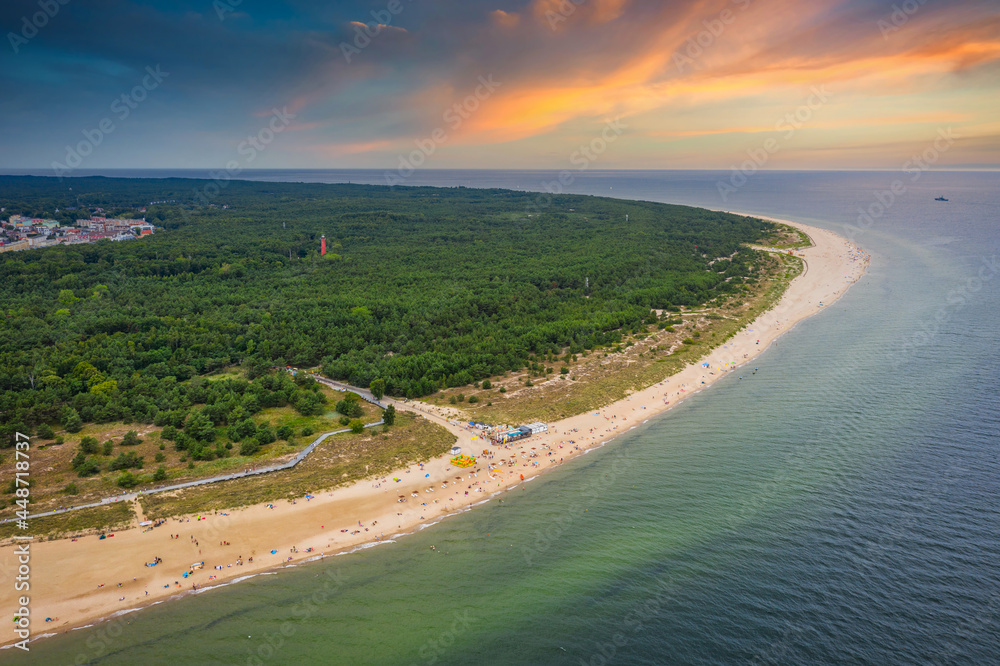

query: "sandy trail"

left=0, top=218, right=868, bottom=647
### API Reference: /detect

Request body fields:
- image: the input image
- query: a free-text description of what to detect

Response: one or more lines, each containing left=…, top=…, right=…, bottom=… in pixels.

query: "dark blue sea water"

left=5, top=170, right=999, bottom=665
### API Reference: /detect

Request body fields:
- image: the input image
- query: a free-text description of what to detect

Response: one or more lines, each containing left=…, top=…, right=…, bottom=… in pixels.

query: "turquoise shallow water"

left=6, top=170, right=999, bottom=665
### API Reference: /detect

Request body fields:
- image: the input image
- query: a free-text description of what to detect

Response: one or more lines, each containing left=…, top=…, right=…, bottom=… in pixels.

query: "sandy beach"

left=1, top=218, right=868, bottom=647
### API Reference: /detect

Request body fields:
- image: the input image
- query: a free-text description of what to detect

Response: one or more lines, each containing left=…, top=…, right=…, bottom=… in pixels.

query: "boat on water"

left=935, top=196, right=949, bottom=201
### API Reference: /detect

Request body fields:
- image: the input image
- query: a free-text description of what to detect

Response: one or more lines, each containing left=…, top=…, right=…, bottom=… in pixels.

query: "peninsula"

left=0, top=178, right=868, bottom=644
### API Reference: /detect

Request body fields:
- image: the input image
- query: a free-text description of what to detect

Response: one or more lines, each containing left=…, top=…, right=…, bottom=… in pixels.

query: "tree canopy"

left=0, top=176, right=771, bottom=439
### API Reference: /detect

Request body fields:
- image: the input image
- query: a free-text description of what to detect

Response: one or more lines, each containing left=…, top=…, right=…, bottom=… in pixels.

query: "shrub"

left=276, top=425, right=294, bottom=441
left=116, top=472, right=140, bottom=489
left=54, top=436, right=64, bottom=446
left=226, top=420, right=248, bottom=442
left=184, top=411, right=216, bottom=442
left=468, top=396, right=479, bottom=404
left=560, top=366, right=569, bottom=375
left=481, top=380, right=492, bottom=390
left=109, top=451, right=143, bottom=471
left=160, top=425, right=178, bottom=441
left=37, top=424, right=55, bottom=440
left=173, top=433, right=193, bottom=452
left=72, top=451, right=100, bottom=477
left=62, top=407, right=83, bottom=433
left=154, top=452, right=165, bottom=463
left=80, top=437, right=99, bottom=454
left=256, top=423, right=276, bottom=445
left=349, top=419, right=364, bottom=434
left=292, top=390, right=326, bottom=416
left=240, top=439, right=260, bottom=456
left=339, top=416, right=350, bottom=426
left=153, top=467, right=167, bottom=482
left=301, top=426, right=314, bottom=437
left=63, top=482, right=79, bottom=495
left=499, top=386, right=507, bottom=393
left=525, top=380, right=533, bottom=387
left=336, top=399, right=364, bottom=418
left=383, top=404, right=396, bottom=426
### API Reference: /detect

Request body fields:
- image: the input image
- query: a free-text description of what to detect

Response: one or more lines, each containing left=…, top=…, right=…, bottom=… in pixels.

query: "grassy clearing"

left=764, top=223, right=813, bottom=249
left=205, top=367, right=245, bottom=382
left=0, top=384, right=381, bottom=521
left=0, top=502, right=134, bottom=542
left=138, top=412, right=454, bottom=520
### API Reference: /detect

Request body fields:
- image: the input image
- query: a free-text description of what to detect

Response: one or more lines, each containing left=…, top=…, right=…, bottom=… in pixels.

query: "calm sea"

left=5, top=170, right=999, bottom=665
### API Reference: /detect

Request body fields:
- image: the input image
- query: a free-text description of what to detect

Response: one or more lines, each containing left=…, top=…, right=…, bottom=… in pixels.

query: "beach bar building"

left=524, top=422, right=548, bottom=435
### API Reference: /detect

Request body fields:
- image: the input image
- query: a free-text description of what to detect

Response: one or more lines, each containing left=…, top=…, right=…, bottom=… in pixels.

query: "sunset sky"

left=1, top=0, right=998, bottom=170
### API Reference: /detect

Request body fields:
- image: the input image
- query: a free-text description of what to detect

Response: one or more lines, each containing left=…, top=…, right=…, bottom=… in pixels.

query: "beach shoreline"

left=0, top=217, right=869, bottom=648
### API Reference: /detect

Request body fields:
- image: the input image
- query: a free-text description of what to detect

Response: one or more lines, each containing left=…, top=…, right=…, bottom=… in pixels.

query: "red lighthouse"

left=321, top=235, right=326, bottom=256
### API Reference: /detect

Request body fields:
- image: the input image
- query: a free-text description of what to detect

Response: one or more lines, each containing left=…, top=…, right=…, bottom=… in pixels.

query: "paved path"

left=311, top=375, right=469, bottom=441
left=9, top=374, right=472, bottom=526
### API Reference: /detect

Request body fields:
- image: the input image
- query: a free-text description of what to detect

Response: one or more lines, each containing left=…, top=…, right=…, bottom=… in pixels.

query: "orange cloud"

left=348, top=21, right=406, bottom=34
left=280, top=0, right=1000, bottom=168
left=531, top=0, right=630, bottom=30
left=446, top=1, right=1000, bottom=149
left=490, top=9, right=521, bottom=28
left=644, top=113, right=972, bottom=139
left=590, top=0, right=630, bottom=24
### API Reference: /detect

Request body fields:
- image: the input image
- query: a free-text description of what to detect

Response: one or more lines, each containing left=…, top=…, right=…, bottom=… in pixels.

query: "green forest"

left=0, top=176, right=772, bottom=442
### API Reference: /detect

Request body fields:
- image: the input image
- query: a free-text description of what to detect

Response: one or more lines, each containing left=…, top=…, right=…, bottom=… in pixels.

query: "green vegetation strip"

left=0, top=502, right=134, bottom=541
left=139, top=413, right=453, bottom=520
